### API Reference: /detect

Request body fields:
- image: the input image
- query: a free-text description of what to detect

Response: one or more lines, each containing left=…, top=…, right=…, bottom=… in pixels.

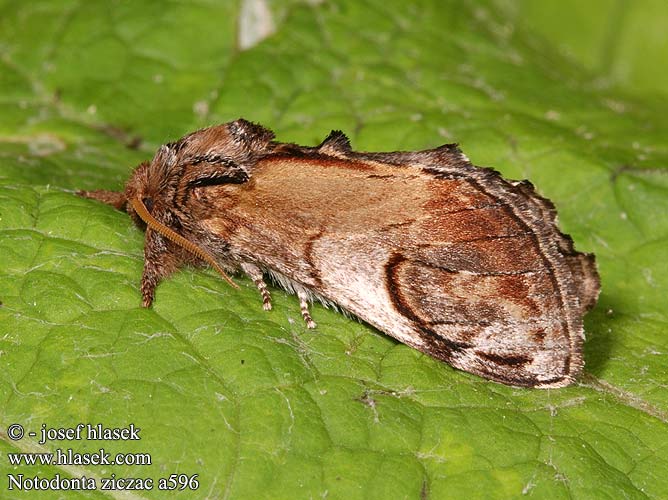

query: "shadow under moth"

left=80, top=119, right=600, bottom=388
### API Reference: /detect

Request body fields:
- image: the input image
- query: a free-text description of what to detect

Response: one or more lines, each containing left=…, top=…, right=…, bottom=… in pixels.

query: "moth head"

left=121, top=119, right=276, bottom=289
left=124, top=118, right=276, bottom=226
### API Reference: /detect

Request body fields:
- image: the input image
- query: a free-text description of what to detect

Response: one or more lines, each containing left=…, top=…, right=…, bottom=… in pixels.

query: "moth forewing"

left=79, top=118, right=600, bottom=388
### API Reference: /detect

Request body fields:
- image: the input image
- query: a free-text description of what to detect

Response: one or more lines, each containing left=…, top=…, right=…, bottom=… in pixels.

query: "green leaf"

left=1, top=1, right=667, bottom=499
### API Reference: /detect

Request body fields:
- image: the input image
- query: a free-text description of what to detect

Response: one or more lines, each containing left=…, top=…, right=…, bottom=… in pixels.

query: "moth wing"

left=220, top=145, right=598, bottom=388
left=384, top=244, right=580, bottom=388
left=317, top=130, right=352, bottom=154
left=378, top=160, right=596, bottom=387
left=347, top=145, right=598, bottom=387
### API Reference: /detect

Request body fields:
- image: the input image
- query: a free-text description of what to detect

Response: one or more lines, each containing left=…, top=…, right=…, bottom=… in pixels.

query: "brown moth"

left=80, top=119, right=600, bottom=388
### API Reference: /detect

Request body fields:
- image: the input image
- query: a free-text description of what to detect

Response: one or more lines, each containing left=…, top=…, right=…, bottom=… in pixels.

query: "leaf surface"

left=1, top=1, right=667, bottom=498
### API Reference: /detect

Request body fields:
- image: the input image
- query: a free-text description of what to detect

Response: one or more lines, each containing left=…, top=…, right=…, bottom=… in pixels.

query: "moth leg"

left=78, top=189, right=127, bottom=210
left=241, top=262, right=272, bottom=311
left=140, top=230, right=179, bottom=308
left=297, top=289, right=317, bottom=329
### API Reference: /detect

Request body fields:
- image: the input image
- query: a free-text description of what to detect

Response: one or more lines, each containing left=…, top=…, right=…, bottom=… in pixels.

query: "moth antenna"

left=130, top=197, right=238, bottom=289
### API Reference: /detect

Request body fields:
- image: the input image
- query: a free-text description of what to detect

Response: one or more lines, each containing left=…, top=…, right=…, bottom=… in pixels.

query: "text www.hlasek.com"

left=8, top=448, right=151, bottom=466
left=6, top=423, right=200, bottom=492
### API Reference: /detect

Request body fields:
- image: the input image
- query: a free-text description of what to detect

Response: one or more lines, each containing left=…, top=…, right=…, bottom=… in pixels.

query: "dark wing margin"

left=318, top=130, right=352, bottom=153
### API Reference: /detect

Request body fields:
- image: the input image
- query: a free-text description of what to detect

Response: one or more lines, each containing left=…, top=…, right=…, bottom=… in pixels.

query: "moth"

left=80, top=119, right=600, bottom=388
